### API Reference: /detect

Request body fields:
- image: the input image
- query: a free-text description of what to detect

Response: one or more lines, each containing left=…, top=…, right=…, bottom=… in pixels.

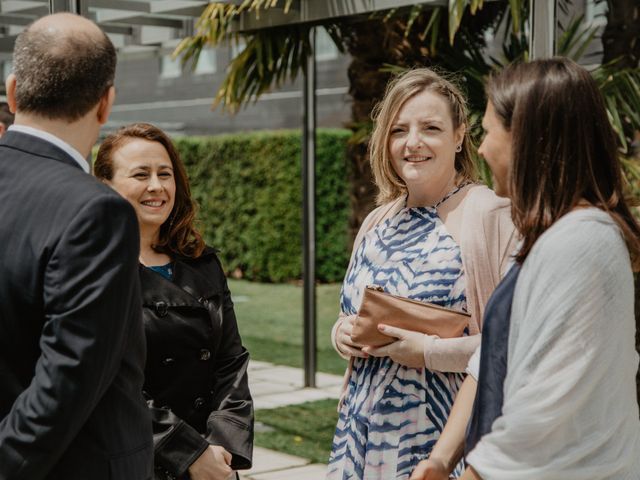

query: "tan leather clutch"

left=351, top=285, right=470, bottom=347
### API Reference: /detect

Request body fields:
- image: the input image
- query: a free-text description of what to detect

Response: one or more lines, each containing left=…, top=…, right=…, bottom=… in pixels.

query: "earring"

left=455, top=144, right=462, bottom=153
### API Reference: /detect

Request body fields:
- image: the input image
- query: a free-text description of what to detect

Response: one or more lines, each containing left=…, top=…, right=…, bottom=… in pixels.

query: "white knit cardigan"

left=467, top=208, right=640, bottom=479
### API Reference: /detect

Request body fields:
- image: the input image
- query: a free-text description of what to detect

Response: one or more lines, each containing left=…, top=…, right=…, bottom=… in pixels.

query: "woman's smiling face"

left=388, top=89, right=464, bottom=201
left=106, top=138, right=176, bottom=236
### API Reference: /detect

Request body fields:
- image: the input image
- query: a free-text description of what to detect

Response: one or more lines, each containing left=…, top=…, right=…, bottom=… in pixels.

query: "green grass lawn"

left=255, top=399, right=339, bottom=464
left=229, top=279, right=349, bottom=375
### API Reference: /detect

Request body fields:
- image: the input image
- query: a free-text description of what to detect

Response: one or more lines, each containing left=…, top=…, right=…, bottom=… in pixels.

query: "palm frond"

left=211, top=25, right=312, bottom=113
left=556, top=14, right=599, bottom=61
left=448, top=0, right=469, bottom=44
left=174, top=0, right=294, bottom=60
left=592, top=63, right=640, bottom=154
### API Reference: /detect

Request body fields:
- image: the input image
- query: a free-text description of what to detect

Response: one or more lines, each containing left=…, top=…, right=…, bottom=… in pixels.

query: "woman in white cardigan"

left=411, top=58, right=640, bottom=480
left=327, top=68, right=517, bottom=480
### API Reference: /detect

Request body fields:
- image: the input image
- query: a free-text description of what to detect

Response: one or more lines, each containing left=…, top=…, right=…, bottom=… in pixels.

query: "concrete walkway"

left=238, top=360, right=344, bottom=480
left=248, top=360, right=343, bottom=409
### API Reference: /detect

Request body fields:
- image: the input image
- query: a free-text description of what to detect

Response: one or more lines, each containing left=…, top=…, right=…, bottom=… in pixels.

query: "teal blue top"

left=147, top=263, right=173, bottom=281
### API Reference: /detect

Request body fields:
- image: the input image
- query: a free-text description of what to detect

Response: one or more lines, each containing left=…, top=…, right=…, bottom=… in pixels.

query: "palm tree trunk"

left=602, top=0, right=640, bottom=68
left=342, top=18, right=393, bottom=243
left=601, top=0, right=640, bottom=404
left=342, top=15, right=434, bottom=243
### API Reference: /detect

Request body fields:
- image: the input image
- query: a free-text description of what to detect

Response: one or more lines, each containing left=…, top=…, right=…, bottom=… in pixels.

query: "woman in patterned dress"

left=327, top=69, right=517, bottom=480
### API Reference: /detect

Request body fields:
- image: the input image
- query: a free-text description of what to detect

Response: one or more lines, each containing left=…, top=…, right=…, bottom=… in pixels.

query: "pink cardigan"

left=331, top=184, right=517, bottom=373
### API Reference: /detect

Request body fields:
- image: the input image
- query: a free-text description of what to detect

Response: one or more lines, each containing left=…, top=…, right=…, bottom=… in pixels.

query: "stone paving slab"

left=247, top=463, right=328, bottom=480
left=250, top=365, right=310, bottom=385
left=250, top=380, right=300, bottom=397
left=248, top=360, right=344, bottom=410
left=249, top=361, right=344, bottom=387
left=248, top=360, right=278, bottom=372
left=255, top=387, right=341, bottom=410
left=238, top=447, right=310, bottom=479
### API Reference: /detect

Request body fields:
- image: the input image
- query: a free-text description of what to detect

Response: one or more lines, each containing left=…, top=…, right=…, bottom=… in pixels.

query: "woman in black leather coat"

left=95, top=123, right=253, bottom=480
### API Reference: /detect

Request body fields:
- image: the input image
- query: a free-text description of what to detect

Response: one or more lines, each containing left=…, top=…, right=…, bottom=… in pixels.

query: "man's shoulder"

left=2, top=143, right=124, bottom=204
left=1, top=148, right=134, bottom=232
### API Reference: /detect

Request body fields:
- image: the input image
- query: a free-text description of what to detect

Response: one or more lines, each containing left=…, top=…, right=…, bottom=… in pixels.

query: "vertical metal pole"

left=529, top=0, right=557, bottom=59
left=302, top=27, right=317, bottom=388
left=49, top=0, right=86, bottom=15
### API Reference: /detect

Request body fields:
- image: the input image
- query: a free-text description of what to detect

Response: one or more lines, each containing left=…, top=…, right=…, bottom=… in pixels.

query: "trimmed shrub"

left=175, top=129, right=352, bottom=283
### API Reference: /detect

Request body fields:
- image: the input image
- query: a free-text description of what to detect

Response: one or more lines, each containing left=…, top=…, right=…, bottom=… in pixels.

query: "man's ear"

left=0, top=123, right=6, bottom=136
left=5, top=74, right=17, bottom=113
left=97, top=85, right=115, bottom=125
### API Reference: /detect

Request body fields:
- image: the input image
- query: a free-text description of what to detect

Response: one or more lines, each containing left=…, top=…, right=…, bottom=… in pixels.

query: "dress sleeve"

left=204, top=257, right=254, bottom=470
left=466, top=213, right=640, bottom=479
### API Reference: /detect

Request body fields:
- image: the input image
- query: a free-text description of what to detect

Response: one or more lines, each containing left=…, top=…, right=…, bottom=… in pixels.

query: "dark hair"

left=487, top=58, right=640, bottom=269
left=12, top=17, right=116, bottom=121
left=0, top=102, right=14, bottom=127
left=95, top=123, right=206, bottom=259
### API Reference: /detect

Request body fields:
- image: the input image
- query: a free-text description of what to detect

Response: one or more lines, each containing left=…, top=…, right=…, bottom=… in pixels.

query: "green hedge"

left=175, top=129, right=352, bottom=283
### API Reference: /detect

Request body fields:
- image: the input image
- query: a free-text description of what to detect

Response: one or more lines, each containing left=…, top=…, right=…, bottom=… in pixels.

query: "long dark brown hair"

left=487, top=58, right=640, bottom=269
left=95, top=122, right=205, bottom=259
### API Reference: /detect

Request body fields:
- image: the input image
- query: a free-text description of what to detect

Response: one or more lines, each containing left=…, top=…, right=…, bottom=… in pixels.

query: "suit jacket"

left=0, top=131, right=153, bottom=480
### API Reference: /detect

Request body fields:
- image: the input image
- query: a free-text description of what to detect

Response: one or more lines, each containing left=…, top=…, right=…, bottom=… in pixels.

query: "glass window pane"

left=586, top=0, right=607, bottom=26
left=195, top=49, right=217, bottom=75
left=316, top=28, right=339, bottom=62
left=160, top=54, right=181, bottom=79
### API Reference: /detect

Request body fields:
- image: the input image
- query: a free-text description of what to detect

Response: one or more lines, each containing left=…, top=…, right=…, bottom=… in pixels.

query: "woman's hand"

left=410, top=458, right=451, bottom=480
left=335, top=315, right=368, bottom=358
left=188, top=445, right=233, bottom=480
left=362, top=324, right=426, bottom=368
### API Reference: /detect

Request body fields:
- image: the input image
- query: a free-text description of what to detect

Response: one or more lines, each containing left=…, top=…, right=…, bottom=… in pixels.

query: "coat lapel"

left=139, top=266, right=203, bottom=308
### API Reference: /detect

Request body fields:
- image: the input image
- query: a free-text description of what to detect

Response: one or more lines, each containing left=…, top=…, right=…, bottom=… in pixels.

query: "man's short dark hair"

left=13, top=22, right=116, bottom=121
left=0, top=102, right=14, bottom=127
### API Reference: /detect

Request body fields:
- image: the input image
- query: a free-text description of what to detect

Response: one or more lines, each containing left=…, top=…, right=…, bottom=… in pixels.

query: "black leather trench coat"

left=140, top=248, right=253, bottom=479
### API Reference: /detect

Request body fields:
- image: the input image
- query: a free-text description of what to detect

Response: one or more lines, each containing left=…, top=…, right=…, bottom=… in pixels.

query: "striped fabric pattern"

left=327, top=205, right=467, bottom=480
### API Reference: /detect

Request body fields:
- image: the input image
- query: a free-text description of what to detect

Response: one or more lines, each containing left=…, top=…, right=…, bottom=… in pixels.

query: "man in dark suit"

left=0, top=13, right=153, bottom=480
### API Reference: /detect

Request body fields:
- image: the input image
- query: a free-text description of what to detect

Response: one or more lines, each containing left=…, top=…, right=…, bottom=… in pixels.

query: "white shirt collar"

left=8, top=124, right=90, bottom=173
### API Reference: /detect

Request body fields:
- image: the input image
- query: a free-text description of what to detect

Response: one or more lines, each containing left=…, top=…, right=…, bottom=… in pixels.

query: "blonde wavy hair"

left=369, top=68, right=477, bottom=205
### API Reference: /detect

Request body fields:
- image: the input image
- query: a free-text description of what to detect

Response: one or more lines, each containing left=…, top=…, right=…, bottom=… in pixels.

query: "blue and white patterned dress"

left=327, top=195, right=467, bottom=480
